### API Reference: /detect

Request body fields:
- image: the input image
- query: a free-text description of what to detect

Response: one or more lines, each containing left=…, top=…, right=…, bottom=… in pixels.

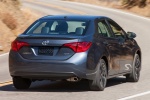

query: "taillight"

left=63, top=42, right=92, bottom=53
left=11, top=40, right=29, bottom=51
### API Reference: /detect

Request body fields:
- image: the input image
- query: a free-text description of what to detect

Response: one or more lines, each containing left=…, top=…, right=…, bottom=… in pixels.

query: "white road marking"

left=118, top=91, right=150, bottom=100
left=63, top=1, right=150, bottom=21
left=0, top=53, right=9, bottom=57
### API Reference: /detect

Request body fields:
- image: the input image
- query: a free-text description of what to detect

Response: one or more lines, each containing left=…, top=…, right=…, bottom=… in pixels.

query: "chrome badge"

left=42, top=40, right=50, bottom=46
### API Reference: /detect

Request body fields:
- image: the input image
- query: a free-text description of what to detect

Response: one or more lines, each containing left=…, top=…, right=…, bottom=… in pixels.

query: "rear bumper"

left=12, top=72, right=78, bottom=80
left=9, top=51, right=96, bottom=80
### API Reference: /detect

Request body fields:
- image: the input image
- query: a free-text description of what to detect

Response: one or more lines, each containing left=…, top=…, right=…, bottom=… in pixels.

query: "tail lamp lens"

left=11, top=40, right=29, bottom=51
left=63, top=42, right=92, bottom=53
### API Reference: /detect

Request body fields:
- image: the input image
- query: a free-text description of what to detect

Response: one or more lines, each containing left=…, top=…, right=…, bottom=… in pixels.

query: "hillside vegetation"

left=0, top=0, right=38, bottom=54
left=65, top=0, right=150, bottom=17
left=122, top=0, right=147, bottom=8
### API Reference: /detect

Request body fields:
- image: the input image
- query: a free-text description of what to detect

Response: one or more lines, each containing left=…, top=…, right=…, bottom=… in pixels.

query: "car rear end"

left=9, top=16, right=95, bottom=81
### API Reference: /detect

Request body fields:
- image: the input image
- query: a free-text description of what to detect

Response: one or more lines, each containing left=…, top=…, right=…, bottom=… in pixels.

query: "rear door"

left=106, top=19, right=133, bottom=73
left=95, top=19, right=121, bottom=76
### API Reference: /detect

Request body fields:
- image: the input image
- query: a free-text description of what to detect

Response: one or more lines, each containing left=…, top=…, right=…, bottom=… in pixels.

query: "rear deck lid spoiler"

left=18, top=34, right=83, bottom=39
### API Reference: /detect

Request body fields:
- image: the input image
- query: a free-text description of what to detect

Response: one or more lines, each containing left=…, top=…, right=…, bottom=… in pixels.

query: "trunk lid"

left=17, top=35, right=79, bottom=60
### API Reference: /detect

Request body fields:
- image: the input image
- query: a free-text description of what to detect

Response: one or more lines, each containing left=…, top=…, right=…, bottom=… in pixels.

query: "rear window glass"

left=26, top=20, right=89, bottom=35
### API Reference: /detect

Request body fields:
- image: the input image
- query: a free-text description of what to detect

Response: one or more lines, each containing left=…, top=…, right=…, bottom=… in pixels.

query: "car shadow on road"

left=0, top=77, right=127, bottom=92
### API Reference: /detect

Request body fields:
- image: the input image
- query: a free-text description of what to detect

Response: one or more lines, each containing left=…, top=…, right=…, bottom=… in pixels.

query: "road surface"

left=0, top=0, right=150, bottom=100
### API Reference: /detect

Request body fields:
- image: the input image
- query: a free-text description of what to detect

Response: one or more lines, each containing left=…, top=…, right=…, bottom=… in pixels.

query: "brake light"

left=63, top=42, right=92, bottom=53
left=11, top=40, right=29, bottom=51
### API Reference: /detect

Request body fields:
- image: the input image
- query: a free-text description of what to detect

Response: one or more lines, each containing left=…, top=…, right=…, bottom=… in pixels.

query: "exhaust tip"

left=66, top=77, right=80, bottom=82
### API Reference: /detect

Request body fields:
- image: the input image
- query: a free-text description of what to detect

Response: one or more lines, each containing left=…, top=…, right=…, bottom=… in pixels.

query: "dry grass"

left=0, top=0, right=39, bottom=54
left=0, top=0, right=21, bottom=8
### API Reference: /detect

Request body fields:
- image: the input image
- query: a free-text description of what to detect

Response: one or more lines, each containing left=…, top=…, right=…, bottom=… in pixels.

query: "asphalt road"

left=0, top=0, right=150, bottom=100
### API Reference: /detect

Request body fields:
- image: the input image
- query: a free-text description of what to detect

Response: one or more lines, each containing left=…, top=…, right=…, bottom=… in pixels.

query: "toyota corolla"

left=9, top=15, right=142, bottom=91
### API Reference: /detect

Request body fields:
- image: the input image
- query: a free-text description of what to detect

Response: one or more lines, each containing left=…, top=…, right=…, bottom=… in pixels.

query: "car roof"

left=40, top=15, right=108, bottom=20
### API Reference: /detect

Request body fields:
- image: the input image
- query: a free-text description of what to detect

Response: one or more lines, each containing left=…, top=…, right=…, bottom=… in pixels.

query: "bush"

left=122, top=0, right=147, bottom=8
left=2, top=13, right=17, bottom=30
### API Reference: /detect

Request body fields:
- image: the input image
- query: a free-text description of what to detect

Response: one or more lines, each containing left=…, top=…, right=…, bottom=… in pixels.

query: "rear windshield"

left=25, top=20, right=89, bottom=35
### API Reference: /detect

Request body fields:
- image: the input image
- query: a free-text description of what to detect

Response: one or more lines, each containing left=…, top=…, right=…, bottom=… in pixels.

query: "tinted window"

left=107, top=20, right=126, bottom=39
left=26, top=20, right=89, bottom=36
left=33, top=22, right=46, bottom=33
left=97, top=20, right=113, bottom=37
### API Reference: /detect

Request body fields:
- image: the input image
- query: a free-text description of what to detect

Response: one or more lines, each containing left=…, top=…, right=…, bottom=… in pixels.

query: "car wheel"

left=126, top=54, right=141, bottom=82
left=13, top=77, right=31, bottom=89
left=89, top=59, right=107, bottom=91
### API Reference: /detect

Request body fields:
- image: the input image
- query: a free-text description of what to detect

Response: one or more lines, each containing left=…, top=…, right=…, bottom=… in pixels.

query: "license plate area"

left=38, top=47, right=54, bottom=55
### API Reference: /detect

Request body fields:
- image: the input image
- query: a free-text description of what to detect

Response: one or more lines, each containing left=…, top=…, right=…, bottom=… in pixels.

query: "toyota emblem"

left=42, top=40, right=50, bottom=46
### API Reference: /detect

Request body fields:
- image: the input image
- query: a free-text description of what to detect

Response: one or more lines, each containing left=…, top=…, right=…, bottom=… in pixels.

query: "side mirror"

left=127, top=32, right=136, bottom=39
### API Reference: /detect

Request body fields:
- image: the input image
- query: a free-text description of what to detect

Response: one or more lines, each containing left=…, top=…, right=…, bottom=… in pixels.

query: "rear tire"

left=89, top=59, right=107, bottom=91
left=126, top=54, right=141, bottom=82
left=13, top=77, right=31, bottom=89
